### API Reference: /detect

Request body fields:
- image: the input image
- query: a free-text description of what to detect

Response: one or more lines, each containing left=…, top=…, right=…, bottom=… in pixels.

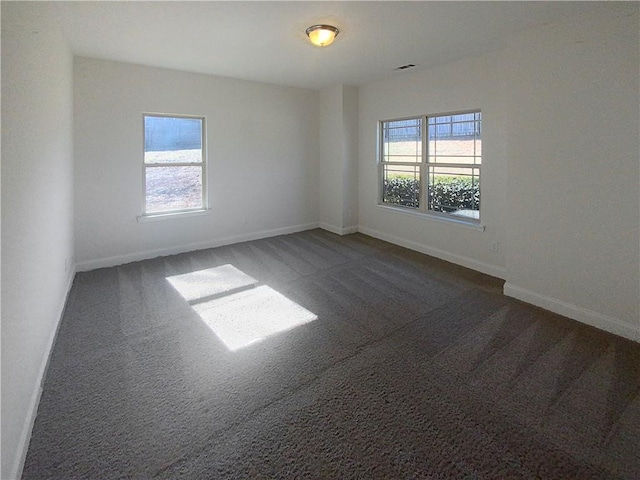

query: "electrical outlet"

left=490, top=241, right=498, bottom=252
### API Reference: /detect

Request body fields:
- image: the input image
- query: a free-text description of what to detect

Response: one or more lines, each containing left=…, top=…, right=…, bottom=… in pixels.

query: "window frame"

left=141, top=112, right=208, bottom=219
left=378, top=109, right=482, bottom=225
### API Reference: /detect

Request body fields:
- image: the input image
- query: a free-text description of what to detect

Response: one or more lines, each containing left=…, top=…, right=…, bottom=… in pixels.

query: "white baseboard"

left=317, top=222, right=358, bottom=236
left=11, top=268, right=76, bottom=480
left=75, top=222, right=320, bottom=271
left=504, top=283, right=639, bottom=342
left=357, top=226, right=507, bottom=280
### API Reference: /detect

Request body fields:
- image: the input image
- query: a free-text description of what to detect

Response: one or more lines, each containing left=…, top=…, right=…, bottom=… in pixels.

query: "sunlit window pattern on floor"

left=167, top=265, right=317, bottom=351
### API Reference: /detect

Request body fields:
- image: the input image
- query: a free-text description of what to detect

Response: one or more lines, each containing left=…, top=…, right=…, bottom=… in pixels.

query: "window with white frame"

left=379, top=111, right=481, bottom=221
left=143, top=114, right=206, bottom=216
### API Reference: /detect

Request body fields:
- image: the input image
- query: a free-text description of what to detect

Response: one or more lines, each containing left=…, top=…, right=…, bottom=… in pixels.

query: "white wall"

left=358, top=52, right=508, bottom=279
left=1, top=4, right=75, bottom=479
left=318, top=86, right=344, bottom=231
left=502, top=5, right=640, bottom=340
left=74, top=58, right=319, bottom=269
left=318, top=85, right=359, bottom=234
left=342, top=86, right=359, bottom=230
left=357, top=4, right=639, bottom=340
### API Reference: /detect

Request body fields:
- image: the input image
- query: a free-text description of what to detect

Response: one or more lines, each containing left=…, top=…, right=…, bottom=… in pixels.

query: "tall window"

left=143, top=114, right=206, bottom=215
left=380, top=111, right=481, bottom=221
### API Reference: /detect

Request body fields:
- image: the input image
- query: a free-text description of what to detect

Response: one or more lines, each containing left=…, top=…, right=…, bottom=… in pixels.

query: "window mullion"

left=421, top=116, right=428, bottom=212
left=145, top=162, right=203, bottom=168
left=201, top=122, right=207, bottom=210
left=427, top=162, right=481, bottom=169
left=378, top=122, right=383, bottom=204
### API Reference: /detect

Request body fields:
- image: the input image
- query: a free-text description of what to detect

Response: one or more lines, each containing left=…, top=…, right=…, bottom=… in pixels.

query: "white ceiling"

left=45, top=1, right=605, bottom=90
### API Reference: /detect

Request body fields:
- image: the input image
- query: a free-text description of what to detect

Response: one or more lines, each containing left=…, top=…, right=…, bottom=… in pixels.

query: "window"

left=143, top=114, right=206, bottom=216
left=380, top=111, right=481, bottom=222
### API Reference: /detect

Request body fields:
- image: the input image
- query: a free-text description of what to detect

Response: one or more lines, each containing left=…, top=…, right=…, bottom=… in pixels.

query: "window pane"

left=428, top=113, right=481, bottom=164
left=382, top=164, right=420, bottom=208
left=428, top=166, right=479, bottom=218
left=145, top=148, right=202, bottom=164
left=382, top=118, right=422, bottom=163
left=146, top=166, right=203, bottom=213
left=383, top=141, right=422, bottom=162
left=144, top=116, right=202, bottom=164
left=450, top=113, right=476, bottom=123
left=383, top=118, right=421, bottom=138
left=433, top=140, right=477, bottom=159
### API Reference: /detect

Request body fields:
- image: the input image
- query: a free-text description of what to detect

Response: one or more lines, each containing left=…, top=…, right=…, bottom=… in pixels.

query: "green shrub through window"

left=380, top=112, right=481, bottom=221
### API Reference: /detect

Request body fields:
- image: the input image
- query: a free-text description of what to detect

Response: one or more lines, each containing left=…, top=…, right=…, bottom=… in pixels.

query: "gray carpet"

left=23, top=230, right=640, bottom=479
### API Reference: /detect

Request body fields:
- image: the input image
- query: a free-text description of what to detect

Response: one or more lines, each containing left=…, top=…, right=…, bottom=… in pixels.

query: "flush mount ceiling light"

left=305, top=24, right=339, bottom=47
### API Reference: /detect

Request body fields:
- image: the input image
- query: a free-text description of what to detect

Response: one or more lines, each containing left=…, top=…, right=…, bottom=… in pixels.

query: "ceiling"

left=43, top=1, right=605, bottom=90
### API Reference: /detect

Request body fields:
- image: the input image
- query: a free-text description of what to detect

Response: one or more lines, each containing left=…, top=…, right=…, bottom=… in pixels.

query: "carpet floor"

left=23, top=230, right=640, bottom=479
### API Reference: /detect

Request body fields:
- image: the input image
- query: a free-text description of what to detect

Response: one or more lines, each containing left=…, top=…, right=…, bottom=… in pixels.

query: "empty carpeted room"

left=2, top=1, right=639, bottom=479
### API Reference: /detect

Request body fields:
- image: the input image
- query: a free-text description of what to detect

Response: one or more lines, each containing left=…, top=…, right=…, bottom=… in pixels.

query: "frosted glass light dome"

left=305, top=25, right=339, bottom=47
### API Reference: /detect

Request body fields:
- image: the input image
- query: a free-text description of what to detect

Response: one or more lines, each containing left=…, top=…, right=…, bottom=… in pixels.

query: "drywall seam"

left=504, top=283, right=638, bottom=342
left=358, top=226, right=507, bottom=279
left=76, top=223, right=319, bottom=271
left=11, top=268, right=76, bottom=480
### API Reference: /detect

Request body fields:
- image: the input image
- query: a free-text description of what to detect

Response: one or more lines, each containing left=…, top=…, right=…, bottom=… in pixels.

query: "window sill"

left=376, top=204, right=485, bottom=232
left=137, top=208, right=210, bottom=223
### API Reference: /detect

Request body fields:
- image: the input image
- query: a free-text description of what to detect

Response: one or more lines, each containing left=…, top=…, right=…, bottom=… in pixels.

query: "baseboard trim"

left=75, top=223, right=320, bottom=271
left=317, top=223, right=358, bottom=235
left=504, top=283, right=639, bottom=342
left=11, top=268, right=76, bottom=480
left=357, top=226, right=506, bottom=279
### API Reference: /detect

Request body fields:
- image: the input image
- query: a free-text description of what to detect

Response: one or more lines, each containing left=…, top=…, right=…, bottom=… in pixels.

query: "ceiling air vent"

left=394, top=64, right=416, bottom=71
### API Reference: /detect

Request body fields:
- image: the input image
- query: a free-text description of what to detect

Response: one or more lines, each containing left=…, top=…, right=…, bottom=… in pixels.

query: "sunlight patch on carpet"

left=167, top=266, right=317, bottom=351
left=166, top=264, right=258, bottom=303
